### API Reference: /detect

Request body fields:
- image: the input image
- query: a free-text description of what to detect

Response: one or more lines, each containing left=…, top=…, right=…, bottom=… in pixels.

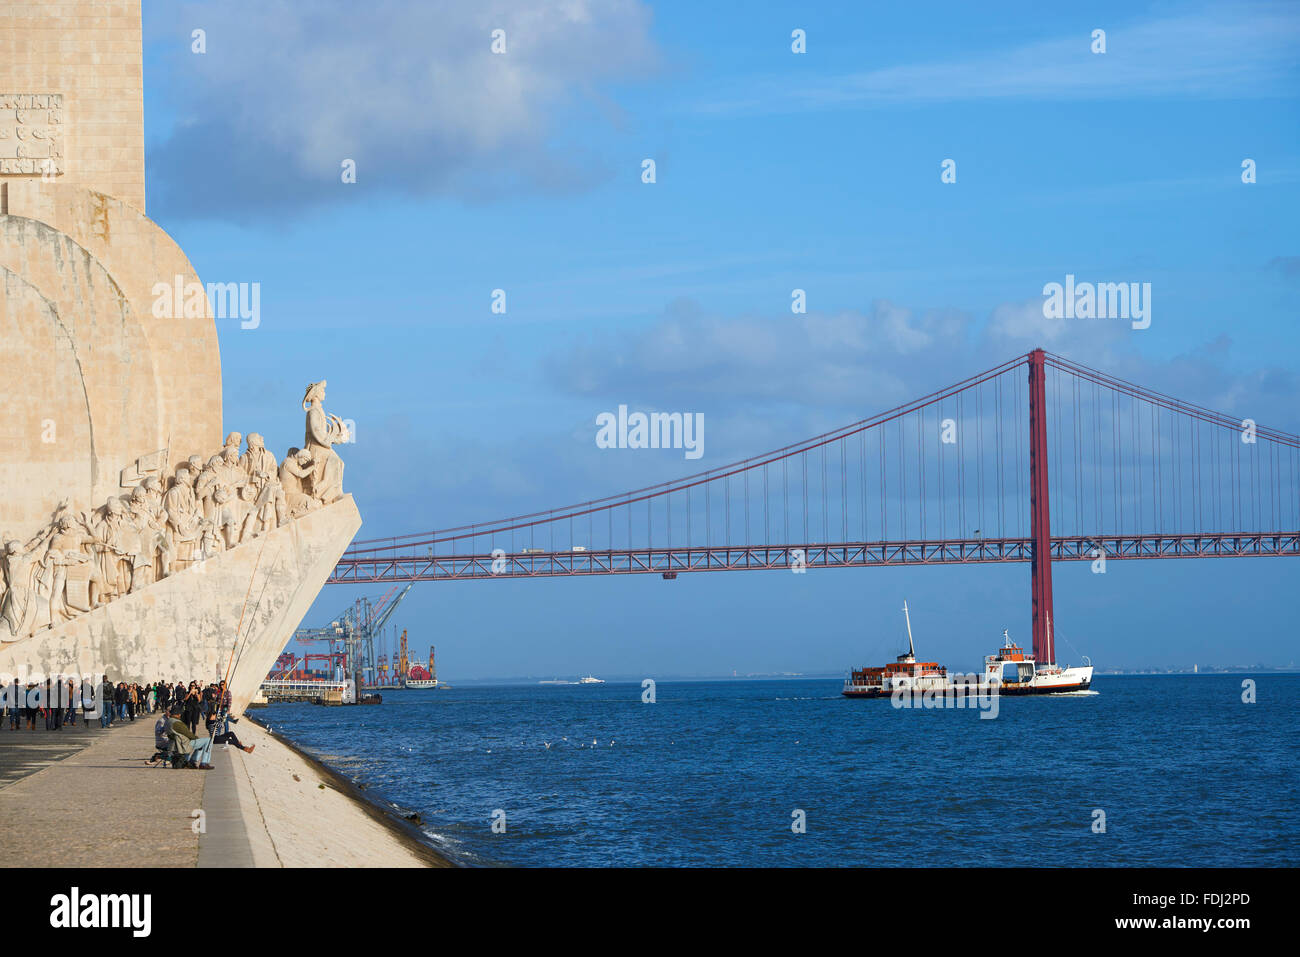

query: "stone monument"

left=0, top=1, right=362, bottom=712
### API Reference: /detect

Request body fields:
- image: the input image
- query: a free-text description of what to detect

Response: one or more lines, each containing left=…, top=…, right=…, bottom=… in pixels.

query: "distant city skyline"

left=140, top=1, right=1298, bottom=679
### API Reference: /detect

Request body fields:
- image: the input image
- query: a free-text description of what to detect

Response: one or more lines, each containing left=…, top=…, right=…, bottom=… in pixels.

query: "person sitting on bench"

left=165, top=705, right=214, bottom=770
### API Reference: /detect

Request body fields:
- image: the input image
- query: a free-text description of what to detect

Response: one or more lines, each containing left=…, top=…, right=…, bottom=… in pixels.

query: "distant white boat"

left=578, top=674, right=605, bottom=684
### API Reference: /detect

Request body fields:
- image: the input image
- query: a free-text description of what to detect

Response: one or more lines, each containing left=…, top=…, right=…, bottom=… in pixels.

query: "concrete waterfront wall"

left=0, top=495, right=361, bottom=714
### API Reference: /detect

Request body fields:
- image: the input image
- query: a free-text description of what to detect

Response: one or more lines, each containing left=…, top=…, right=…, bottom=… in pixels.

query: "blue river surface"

left=256, top=675, right=1298, bottom=867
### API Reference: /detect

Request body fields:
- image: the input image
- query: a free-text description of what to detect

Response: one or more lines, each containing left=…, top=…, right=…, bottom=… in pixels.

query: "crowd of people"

left=0, top=675, right=254, bottom=770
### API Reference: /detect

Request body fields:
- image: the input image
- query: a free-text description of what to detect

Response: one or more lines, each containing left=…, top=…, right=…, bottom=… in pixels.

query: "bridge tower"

left=1028, top=348, right=1055, bottom=665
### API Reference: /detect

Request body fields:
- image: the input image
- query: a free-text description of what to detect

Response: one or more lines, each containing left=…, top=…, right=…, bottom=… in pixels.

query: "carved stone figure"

left=280, top=448, right=318, bottom=518
left=240, top=432, right=276, bottom=481
left=211, top=485, right=241, bottom=550
left=126, top=485, right=166, bottom=591
left=164, top=467, right=202, bottom=571
left=44, top=514, right=93, bottom=625
left=303, top=380, right=349, bottom=505
left=215, top=442, right=245, bottom=492
left=196, top=519, right=225, bottom=562
left=236, top=484, right=263, bottom=542
left=240, top=434, right=285, bottom=527
left=1, top=529, right=55, bottom=640
left=89, top=497, right=136, bottom=600
left=195, top=456, right=221, bottom=521
left=141, top=475, right=164, bottom=512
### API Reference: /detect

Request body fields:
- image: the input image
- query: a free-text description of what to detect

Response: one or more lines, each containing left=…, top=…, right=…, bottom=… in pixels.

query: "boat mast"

left=902, top=600, right=916, bottom=659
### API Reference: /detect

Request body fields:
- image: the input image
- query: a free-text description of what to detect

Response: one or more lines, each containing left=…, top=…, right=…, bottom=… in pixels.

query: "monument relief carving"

left=0, top=93, right=64, bottom=175
left=0, top=385, right=351, bottom=644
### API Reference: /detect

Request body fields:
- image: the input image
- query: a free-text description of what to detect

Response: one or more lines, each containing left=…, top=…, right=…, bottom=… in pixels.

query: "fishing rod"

left=211, top=533, right=274, bottom=735
left=224, top=530, right=272, bottom=686
left=227, top=555, right=277, bottom=693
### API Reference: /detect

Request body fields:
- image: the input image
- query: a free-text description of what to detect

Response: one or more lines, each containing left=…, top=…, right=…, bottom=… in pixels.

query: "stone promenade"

left=0, top=717, right=204, bottom=866
left=0, top=714, right=445, bottom=868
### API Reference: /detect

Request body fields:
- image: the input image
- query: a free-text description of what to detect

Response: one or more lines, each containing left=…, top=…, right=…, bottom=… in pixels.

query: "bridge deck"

left=329, top=531, right=1300, bottom=582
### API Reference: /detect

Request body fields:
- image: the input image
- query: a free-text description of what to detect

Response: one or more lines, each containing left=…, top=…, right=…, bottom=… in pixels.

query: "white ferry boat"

left=842, top=602, right=950, bottom=699
left=982, top=628, right=1092, bottom=695
left=578, top=674, right=605, bottom=684
left=842, top=604, right=1093, bottom=698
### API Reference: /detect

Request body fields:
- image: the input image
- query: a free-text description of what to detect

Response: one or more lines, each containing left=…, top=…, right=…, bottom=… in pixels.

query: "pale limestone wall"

left=0, top=189, right=224, bottom=538
left=2, top=182, right=225, bottom=469
left=0, top=219, right=158, bottom=534
left=0, top=0, right=223, bottom=540
left=0, top=265, right=96, bottom=519
left=0, top=0, right=145, bottom=212
left=0, top=495, right=362, bottom=715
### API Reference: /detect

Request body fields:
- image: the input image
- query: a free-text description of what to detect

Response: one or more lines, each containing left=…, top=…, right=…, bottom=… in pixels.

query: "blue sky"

left=140, top=1, right=1298, bottom=677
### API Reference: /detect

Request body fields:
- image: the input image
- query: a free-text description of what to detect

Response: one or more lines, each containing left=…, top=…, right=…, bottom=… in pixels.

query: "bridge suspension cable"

left=330, top=350, right=1299, bottom=585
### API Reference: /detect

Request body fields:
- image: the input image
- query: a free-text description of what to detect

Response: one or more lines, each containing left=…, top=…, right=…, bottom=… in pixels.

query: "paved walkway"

left=0, top=713, right=442, bottom=868
left=0, top=718, right=104, bottom=792
left=0, top=716, right=222, bottom=867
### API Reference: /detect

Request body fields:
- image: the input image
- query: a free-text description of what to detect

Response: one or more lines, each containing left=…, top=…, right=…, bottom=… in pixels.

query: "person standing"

left=99, top=675, right=113, bottom=728
left=45, top=679, right=62, bottom=731
left=183, top=686, right=201, bottom=735
left=64, top=678, right=77, bottom=726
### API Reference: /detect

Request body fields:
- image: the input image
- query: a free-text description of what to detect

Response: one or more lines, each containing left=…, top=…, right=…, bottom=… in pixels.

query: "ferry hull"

left=842, top=672, right=1093, bottom=698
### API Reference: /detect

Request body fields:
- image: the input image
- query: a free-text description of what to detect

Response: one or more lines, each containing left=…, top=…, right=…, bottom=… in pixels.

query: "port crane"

left=286, top=583, right=414, bottom=691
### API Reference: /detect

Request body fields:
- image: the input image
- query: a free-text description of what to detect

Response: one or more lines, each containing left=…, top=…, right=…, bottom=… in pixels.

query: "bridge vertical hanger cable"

left=880, top=420, right=886, bottom=541
left=802, top=451, right=809, bottom=543
left=841, top=439, right=848, bottom=544
left=995, top=374, right=1003, bottom=535
left=899, top=417, right=906, bottom=540
left=977, top=383, right=984, bottom=537
left=1114, top=390, right=1121, bottom=535
left=860, top=430, right=867, bottom=541
left=821, top=443, right=827, bottom=544
left=918, top=408, right=925, bottom=541
left=958, top=391, right=965, bottom=535
left=938, top=398, right=945, bottom=541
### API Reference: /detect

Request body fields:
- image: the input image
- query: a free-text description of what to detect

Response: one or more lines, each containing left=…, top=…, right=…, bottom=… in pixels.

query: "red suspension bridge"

left=327, top=349, right=1300, bottom=666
